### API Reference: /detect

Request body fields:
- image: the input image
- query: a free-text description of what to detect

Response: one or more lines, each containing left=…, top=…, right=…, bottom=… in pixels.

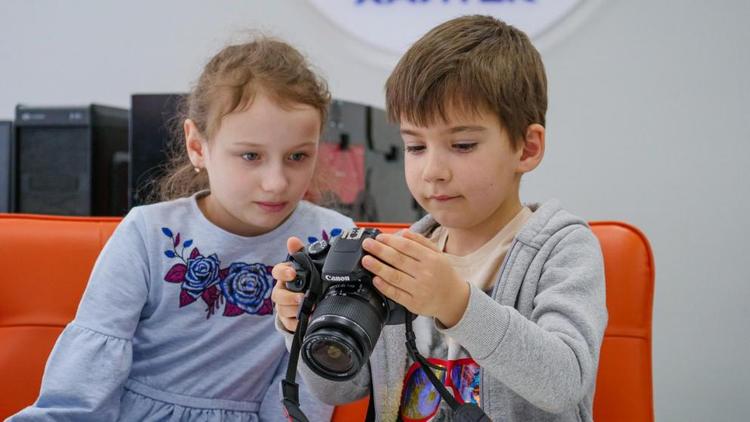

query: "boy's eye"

left=404, top=145, right=425, bottom=154
left=241, top=152, right=259, bottom=161
left=453, top=142, right=477, bottom=152
left=288, top=152, right=308, bottom=162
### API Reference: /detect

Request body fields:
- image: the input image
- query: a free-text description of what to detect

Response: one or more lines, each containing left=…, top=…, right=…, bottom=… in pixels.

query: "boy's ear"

left=184, top=119, right=208, bottom=168
left=516, top=123, right=545, bottom=174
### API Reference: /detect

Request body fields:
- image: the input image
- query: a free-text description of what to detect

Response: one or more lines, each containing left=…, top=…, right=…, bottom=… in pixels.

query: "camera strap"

left=403, top=311, right=492, bottom=422
left=282, top=252, right=323, bottom=422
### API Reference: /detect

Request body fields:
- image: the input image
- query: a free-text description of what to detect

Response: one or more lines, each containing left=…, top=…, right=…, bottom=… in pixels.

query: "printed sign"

left=307, top=0, right=586, bottom=57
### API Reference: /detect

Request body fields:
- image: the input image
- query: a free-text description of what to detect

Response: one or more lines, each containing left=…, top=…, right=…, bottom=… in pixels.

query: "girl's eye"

left=453, top=142, right=477, bottom=152
left=404, top=145, right=425, bottom=154
left=288, top=152, right=308, bottom=162
left=241, top=152, right=259, bottom=161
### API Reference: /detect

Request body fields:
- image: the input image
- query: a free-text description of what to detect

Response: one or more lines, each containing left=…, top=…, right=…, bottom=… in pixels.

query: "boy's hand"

left=361, top=231, right=470, bottom=328
left=271, top=237, right=306, bottom=333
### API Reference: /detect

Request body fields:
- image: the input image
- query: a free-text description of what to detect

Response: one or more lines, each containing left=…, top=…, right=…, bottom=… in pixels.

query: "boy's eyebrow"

left=400, top=125, right=487, bottom=137
left=446, top=125, right=487, bottom=134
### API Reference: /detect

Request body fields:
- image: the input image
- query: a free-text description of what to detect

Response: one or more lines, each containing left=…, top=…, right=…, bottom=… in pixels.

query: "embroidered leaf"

left=161, top=227, right=173, bottom=238
left=307, top=236, right=317, bottom=244
left=223, top=302, right=245, bottom=317
left=174, top=233, right=181, bottom=247
left=331, top=228, right=342, bottom=237
left=183, top=239, right=193, bottom=248
left=179, top=289, right=197, bottom=307
left=164, top=263, right=187, bottom=282
left=190, top=247, right=201, bottom=259
left=164, top=250, right=176, bottom=258
left=219, top=267, right=229, bottom=280
left=322, top=230, right=329, bottom=242
left=201, top=285, right=220, bottom=307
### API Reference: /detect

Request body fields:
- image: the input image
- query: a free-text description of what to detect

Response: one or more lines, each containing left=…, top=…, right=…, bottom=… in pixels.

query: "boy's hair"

left=386, top=15, right=547, bottom=149
left=152, top=36, right=331, bottom=202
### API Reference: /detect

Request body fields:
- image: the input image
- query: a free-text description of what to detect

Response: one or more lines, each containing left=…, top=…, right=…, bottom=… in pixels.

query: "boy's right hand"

left=271, top=237, right=306, bottom=333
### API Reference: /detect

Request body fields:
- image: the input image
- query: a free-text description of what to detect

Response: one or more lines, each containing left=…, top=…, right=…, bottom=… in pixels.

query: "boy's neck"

left=443, top=196, right=523, bottom=256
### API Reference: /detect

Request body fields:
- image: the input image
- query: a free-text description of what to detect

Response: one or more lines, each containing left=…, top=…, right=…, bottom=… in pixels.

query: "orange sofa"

left=0, top=214, right=653, bottom=421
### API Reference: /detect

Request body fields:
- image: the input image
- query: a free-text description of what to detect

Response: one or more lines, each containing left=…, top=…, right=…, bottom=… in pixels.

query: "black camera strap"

left=403, top=311, right=492, bottom=422
left=282, top=252, right=323, bottom=422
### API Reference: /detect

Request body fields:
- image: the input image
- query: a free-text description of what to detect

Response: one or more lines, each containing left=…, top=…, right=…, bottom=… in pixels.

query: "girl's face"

left=187, top=92, right=321, bottom=237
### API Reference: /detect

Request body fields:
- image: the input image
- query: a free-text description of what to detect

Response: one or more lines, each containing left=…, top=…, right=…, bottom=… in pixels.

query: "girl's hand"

left=271, top=237, right=306, bottom=332
left=361, top=231, right=470, bottom=328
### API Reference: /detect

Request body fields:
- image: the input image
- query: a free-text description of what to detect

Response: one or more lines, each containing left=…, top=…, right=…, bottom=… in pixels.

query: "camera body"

left=286, top=227, right=411, bottom=380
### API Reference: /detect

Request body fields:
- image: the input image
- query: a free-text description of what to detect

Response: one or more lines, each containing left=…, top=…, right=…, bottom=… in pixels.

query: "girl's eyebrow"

left=231, top=141, right=317, bottom=148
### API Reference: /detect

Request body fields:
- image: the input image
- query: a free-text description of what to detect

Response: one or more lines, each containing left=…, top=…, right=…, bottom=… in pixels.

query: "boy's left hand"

left=361, top=231, right=470, bottom=328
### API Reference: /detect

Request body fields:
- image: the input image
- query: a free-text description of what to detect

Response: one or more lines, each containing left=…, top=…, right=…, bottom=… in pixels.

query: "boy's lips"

left=255, top=201, right=288, bottom=212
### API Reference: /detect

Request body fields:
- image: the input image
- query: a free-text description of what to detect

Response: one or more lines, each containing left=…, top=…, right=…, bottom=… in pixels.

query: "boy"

left=273, top=15, right=607, bottom=422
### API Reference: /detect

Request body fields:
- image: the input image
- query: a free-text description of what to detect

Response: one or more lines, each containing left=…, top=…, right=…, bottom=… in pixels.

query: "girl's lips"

left=430, top=195, right=459, bottom=201
left=255, top=201, right=287, bottom=212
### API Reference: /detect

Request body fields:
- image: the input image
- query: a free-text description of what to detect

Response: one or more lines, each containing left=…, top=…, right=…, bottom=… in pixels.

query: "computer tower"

left=0, top=121, right=12, bottom=213
left=129, top=93, right=185, bottom=208
left=14, top=104, right=128, bottom=216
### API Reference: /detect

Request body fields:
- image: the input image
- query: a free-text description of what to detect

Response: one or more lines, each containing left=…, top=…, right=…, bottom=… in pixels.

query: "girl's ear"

left=517, top=123, right=545, bottom=174
left=184, top=119, right=208, bottom=168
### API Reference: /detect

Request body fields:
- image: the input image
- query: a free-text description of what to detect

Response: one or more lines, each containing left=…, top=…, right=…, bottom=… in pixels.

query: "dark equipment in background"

left=129, top=95, right=422, bottom=222
left=129, top=94, right=184, bottom=208
left=318, top=100, right=423, bottom=222
left=0, top=121, right=12, bottom=212
left=13, top=105, right=128, bottom=216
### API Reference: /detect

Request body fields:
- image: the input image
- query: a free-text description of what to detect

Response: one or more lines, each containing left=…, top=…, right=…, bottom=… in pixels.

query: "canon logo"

left=324, top=274, right=351, bottom=282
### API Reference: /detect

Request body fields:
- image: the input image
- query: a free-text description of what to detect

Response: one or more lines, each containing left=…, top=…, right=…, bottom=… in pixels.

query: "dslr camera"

left=286, top=227, right=411, bottom=381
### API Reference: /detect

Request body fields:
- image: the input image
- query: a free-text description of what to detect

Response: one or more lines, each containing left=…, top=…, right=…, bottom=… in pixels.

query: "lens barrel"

left=301, top=291, right=388, bottom=380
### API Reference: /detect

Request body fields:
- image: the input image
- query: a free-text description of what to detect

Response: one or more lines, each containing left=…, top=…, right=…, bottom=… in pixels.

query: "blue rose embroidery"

left=220, top=262, right=274, bottom=316
left=184, top=253, right=220, bottom=295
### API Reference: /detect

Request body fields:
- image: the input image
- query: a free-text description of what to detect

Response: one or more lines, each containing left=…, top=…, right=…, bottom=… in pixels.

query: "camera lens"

left=301, top=289, right=388, bottom=380
left=304, top=328, right=361, bottom=377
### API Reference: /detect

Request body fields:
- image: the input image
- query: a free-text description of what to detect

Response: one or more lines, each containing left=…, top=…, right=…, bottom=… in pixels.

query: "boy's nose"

left=422, top=152, right=450, bottom=182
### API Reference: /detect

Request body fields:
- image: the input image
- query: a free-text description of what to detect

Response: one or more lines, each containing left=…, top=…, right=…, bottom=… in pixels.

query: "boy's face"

left=400, top=109, right=527, bottom=232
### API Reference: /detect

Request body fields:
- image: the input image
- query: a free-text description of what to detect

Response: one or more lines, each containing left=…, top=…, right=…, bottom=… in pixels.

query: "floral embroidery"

left=220, top=263, right=274, bottom=316
left=161, top=226, right=344, bottom=319
left=307, top=228, right=342, bottom=245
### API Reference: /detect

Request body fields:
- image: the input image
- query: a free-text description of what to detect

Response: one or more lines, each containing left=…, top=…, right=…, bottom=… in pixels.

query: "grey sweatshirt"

left=278, top=200, right=608, bottom=421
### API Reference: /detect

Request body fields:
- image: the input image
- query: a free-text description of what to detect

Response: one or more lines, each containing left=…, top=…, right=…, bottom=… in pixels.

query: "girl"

left=10, top=36, right=353, bottom=421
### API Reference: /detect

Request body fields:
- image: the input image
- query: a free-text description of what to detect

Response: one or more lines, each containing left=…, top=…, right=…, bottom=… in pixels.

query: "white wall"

left=2, top=0, right=749, bottom=420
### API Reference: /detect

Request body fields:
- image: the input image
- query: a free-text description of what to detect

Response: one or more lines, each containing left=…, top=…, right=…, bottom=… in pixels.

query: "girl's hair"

left=148, top=36, right=331, bottom=203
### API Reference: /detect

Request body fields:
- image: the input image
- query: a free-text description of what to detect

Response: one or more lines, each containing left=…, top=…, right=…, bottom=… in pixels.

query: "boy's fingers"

left=401, top=230, right=440, bottom=252
left=375, top=232, right=435, bottom=260
left=362, top=255, right=416, bottom=293
left=363, top=237, right=418, bottom=272
left=287, top=237, right=305, bottom=254
left=372, top=276, right=412, bottom=308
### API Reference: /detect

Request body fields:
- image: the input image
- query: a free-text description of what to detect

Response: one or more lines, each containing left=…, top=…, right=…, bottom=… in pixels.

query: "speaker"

left=0, top=121, right=12, bottom=213
left=14, top=104, right=128, bottom=216
left=129, top=93, right=185, bottom=207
